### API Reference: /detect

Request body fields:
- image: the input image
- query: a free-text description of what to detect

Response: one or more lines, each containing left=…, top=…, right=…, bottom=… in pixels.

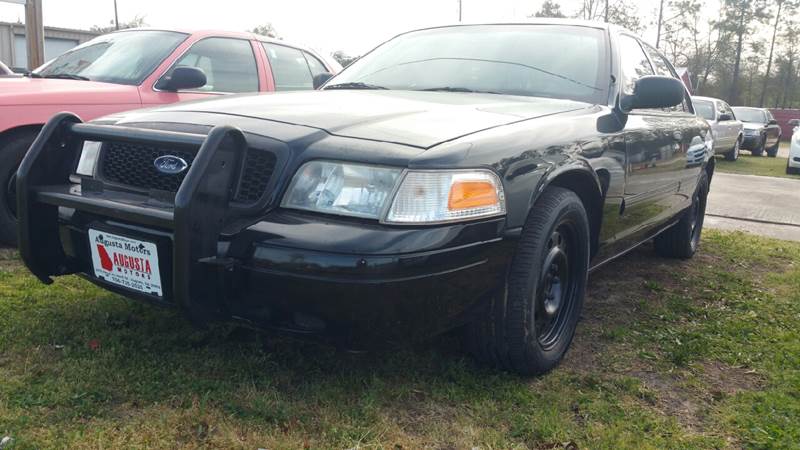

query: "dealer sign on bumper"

left=88, top=229, right=163, bottom=297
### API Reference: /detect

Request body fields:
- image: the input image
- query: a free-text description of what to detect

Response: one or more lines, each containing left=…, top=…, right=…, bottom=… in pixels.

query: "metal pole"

left=24, top=0, right=44, bottom=70
left=458, top=0, right=462, bottom=22
left=114, top=0, right=119, bottom=30
left=656, top=0, right=664, bottom=48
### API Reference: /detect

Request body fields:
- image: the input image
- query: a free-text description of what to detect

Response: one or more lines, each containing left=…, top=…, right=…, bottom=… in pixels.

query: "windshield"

left=34, top=30, right=187, bottom=85
left=326, top=25, right=608, bottom=103
left=732, top=107, right=766, bottom=123
left=693, top=100, right=715, bottom=121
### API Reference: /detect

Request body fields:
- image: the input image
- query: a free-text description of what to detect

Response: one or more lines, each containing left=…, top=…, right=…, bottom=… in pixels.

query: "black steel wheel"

left=466, top=186, right=590, bottom=376
left=535, top=226, right=580, bottom=350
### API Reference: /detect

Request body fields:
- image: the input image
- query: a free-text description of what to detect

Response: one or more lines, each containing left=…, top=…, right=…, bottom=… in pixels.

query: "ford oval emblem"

left=153, top=155, right=189, bottom=175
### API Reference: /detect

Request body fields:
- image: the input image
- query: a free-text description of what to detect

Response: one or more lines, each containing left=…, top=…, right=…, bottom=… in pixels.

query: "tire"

left=466, top=187, right=590, bottom=376
left=0, top=130, right=37, bottom=246
left=767, top=140, right=779, bottom=158
left=788, top=160, right=800, bottom=175
left=750, top=136, right=766, bottom=157
left=654, top=171, right=709, bottom=259
left=725, top=138, right=740, bottom=161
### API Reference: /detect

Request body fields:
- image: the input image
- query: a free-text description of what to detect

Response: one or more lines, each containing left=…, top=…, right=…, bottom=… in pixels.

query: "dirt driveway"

left=706, top=171, right=800, bottom=241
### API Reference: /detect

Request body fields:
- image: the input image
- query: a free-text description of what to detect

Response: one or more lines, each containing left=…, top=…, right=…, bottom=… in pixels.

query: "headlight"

left=281, top=161, right=402, bottom=219
left=384, top=170, right=505, bottom=224
left=281, top=162, right=506, bottom=224
left=75, top=141, right=103, bottom=176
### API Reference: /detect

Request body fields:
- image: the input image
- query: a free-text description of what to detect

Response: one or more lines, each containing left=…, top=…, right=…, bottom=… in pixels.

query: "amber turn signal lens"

left=448, top=180, right=499, bottom=210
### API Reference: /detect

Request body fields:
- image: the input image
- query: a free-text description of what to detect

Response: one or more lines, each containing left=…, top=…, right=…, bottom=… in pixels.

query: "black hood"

left=125, top=90, right=592, bottom=149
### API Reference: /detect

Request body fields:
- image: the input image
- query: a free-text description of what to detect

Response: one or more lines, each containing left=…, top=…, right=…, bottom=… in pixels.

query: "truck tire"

left=725, top=138, right=740, bottom=161
left=654, top=171, right=709, bottom=259
left=466, top=187, right=590, bottom=376
left=0, top=130, right=37, bottom=246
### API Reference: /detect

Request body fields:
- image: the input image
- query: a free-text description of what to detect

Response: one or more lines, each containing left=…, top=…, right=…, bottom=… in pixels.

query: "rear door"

left=261, top=43, right=320, bottom=91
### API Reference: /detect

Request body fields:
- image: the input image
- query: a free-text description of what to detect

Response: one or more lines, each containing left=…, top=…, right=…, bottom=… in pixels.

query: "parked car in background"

left=0, top=28, right=340, bottom=245
left=0, top=60, right=21, bottom=78
left=692, top=96, right=743, bottom=161
left=732, top=106, right=782, bottom=157
left=788, top=119, right=800, bottom=175
left=17, top=21, right=711, bottom=376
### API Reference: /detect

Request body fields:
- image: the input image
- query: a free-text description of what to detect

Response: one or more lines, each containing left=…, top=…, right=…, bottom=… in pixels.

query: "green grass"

left=716, top=142, right=799, bottom=179
left=1, top=230, right=800, bottom=448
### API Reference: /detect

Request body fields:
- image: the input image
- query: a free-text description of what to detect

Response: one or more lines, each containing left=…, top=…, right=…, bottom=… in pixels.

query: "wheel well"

left=0, top=125, right=43, bottom=149
left=547, top=169, right=605, bottom=258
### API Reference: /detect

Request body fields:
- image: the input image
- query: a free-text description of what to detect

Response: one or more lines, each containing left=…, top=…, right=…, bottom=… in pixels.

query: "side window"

left=171, top=38, right=258, bottom=93
left=262, top=43, right=314, bottom=91
left=721, top=103, right=733, bottom=118
left=618, top=35, right=654, bottom=95
left=642, top=43, right=688, bottom=113
left=642, top=44, right=671, bottom=77
left=303, top=51, right=328, bottom=78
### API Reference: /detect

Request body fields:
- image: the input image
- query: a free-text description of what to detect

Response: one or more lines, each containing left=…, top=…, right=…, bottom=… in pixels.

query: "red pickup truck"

left=0, top=28, right=340, bottom=244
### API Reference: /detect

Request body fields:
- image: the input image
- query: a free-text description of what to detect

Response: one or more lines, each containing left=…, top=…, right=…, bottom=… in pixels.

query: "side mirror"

left=313, top=72, right=334, bottom=89
left=718, top=113, right=733, bottom=121
left=155, top=66, right=207, bottom=91
left=768, top=118, right=778, bottom=125
left=621, top=76, right=685, bottom=112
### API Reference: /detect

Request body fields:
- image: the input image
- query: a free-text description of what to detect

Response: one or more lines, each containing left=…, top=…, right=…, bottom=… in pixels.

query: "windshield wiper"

left=324, top=82, right=387, bottom=90
left=42, top=74, right=91, bottom=81
left=420, top=86, right=502, bottom=94
left=24, top=72, right=42, bottom=78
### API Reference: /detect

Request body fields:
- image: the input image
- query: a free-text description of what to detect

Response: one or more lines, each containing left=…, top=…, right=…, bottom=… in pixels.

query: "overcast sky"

left=0, top=0, right=722, bottom=57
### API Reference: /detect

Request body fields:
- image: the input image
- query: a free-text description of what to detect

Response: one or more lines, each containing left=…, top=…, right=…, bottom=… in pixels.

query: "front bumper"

left=741, top=133, right=762, bottom=150
left=17, top=114, right=513, bottom=343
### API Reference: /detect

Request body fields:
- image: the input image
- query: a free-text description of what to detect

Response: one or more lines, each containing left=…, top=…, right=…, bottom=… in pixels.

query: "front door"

left=613, top=36, right=697, bottom=249
left=139, top=37, right=262, bottom=106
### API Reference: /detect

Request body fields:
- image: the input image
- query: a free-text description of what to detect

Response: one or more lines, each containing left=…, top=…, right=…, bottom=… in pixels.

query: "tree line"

left=534, top=0, right=800, bottom=108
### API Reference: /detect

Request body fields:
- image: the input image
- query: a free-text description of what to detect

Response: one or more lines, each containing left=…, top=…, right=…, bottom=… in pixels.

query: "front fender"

left=534, top=159, right=603, bottom=207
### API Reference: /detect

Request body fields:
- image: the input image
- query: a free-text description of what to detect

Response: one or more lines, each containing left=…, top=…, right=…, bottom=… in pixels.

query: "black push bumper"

left=18, top=113, right=250, bottom=325
left=17, top=113, right=512, bottom=343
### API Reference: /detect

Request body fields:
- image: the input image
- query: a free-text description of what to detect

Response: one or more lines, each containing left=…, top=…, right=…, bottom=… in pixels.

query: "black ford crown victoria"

left=17, top=21, right=712, bottom=375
